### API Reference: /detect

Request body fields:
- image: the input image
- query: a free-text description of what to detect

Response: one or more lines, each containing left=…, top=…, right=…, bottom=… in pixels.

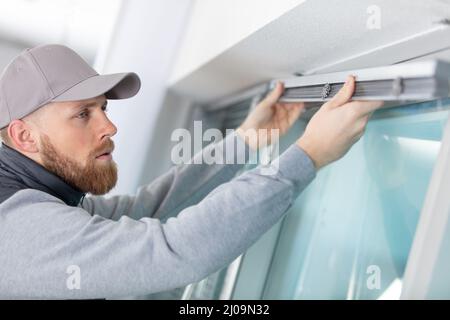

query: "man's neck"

left=0, top=143, right=86, bottom=206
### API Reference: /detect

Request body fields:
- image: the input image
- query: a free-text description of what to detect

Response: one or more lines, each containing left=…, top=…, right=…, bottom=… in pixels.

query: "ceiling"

left=170, top=0, right=450, bottom=104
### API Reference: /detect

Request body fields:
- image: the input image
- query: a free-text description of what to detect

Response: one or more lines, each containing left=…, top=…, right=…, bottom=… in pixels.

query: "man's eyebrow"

left=75, top=100, right=108, bottom=109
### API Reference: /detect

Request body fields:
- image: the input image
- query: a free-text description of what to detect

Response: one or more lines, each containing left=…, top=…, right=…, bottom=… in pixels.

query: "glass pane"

left=262, top=99, right=450, bottom=300
left=182, top=98, right=256, bottom=300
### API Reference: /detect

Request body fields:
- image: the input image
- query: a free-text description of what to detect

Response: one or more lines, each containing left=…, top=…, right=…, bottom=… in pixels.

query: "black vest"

left=0, top=143, right=85, bottom=206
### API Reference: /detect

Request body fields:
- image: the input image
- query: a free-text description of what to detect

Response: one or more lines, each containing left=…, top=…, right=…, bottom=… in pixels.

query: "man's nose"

left=99, top=114, right=118, bottom=140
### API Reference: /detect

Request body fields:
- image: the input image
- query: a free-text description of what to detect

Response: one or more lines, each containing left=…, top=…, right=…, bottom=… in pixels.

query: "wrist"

left=296, top=137, right=322, bottom=170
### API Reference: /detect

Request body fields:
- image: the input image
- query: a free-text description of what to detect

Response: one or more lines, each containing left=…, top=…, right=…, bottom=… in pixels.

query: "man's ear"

left=7, top=119, right=39, bottom=153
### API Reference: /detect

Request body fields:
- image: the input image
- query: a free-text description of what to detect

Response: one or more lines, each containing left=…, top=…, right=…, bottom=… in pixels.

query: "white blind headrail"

left=273, top=60, right=450, bottom=102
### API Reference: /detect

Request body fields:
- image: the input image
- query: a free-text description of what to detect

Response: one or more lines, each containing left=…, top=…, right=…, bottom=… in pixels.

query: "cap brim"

left=51, top=72, right=141, bottom=102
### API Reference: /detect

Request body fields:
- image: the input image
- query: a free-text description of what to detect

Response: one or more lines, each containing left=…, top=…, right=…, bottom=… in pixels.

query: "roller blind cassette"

left=274, top=60, right=450, bottom=103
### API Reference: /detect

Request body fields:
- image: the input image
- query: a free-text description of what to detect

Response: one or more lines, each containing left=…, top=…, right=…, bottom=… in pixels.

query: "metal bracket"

left=321, top=83, right=332, bottom=100
left=392, top=77, right=404, bottom=96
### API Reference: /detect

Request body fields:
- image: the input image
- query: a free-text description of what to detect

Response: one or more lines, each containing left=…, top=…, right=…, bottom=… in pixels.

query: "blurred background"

left=0, top=0, right=192, bottom=196
left=0, top=0, right=308, bottom=196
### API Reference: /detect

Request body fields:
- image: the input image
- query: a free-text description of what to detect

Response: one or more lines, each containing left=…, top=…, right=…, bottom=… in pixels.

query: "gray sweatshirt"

left=0, top=133, right=315, bottom=299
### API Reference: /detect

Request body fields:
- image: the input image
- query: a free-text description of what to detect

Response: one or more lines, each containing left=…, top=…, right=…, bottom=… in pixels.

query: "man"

left=0, top=44, right=382, bottom=299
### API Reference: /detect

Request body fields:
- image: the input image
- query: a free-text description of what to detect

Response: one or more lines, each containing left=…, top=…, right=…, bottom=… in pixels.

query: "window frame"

left=180, top=69, right=450, bottom=300
left=401, top=110, right=450, bottom=299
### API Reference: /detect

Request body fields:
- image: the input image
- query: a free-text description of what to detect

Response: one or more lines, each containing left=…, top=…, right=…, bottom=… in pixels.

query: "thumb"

left=326, top=75, right=355, bottom=109
left=260, top=81, right=284, bottom=108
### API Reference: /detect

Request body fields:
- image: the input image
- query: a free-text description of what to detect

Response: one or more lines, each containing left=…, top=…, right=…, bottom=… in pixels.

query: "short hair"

left=0, top=127, right=10, bottom=145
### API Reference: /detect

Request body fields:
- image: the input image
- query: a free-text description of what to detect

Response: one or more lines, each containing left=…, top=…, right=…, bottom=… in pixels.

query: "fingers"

left=284, top=102, right=304, bottom=110
left=285, top=103, right=304, bottom=126
left=277, top=102, right=305, bottom=125
left=351, top=103, right=381, bottom=142
left=347, top=100, right=384, bottom=117
left=355, top=100, right=384, bottom=115
left=326, top=75, right=356, bottom=109
left=260, top=81, right=285, bottom=108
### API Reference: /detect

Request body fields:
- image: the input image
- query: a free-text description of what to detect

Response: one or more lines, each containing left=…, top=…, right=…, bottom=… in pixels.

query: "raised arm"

left=82, top=81, right=306, bottom=221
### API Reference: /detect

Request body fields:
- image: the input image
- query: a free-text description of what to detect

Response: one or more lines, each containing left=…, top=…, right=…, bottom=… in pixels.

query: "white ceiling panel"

left=170, top=0, right=450, bottom=104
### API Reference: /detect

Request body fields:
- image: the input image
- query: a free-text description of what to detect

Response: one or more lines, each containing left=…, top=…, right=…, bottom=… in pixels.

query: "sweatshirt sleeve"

left=0, top=144, right=316, bottom=299
left=81, top=131, right=251, bottom=222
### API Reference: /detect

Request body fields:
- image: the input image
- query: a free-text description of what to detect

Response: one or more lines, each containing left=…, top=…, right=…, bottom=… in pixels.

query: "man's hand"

left=297, top=76, right=384, bottom=170
left=236, top=82, right=305, bottom=150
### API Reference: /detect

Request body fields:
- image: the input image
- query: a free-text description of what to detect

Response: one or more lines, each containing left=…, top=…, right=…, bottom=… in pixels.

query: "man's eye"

left=77, top=111, right=89, bottom=119
left=102, top=104, right=108, bottom=112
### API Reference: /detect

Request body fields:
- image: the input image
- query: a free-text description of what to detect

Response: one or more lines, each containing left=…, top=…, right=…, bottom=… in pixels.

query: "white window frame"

left=401, top=110, right=450, bottom=299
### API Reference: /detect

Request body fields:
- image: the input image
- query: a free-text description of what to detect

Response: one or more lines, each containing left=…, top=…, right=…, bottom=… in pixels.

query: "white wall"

left=94, top=0, right=192, bottom=195
left=0, top=0, right=122, bottom=64
left=170, top=0, right=305, bottom=85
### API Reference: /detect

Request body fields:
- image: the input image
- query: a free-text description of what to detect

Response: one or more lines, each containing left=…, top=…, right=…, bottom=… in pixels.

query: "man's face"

left=32, top=95, right=118, bottom=195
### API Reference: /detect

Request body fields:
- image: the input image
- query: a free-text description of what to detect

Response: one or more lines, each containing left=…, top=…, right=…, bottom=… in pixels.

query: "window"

left=179, top=62, right=450, bottom=300
left=181, top=90, right=264, bottom=300
left=233, top=98, right=450, bottom=299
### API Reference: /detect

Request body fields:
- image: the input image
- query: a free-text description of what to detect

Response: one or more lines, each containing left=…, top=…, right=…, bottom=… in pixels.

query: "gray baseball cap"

left=0, top=44, right=141, bottom=129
